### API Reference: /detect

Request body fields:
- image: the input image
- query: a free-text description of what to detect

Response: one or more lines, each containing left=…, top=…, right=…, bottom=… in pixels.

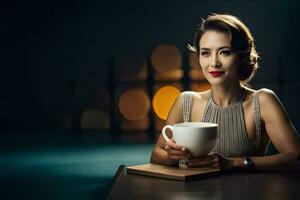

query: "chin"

left=207, top=78, right=225, bottom=86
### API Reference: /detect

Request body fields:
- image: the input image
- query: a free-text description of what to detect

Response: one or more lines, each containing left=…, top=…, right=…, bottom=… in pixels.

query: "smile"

left=209, top=71, right=225, bottom=77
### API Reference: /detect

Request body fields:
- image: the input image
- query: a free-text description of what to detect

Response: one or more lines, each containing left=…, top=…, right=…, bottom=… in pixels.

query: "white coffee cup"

left=162, top=122, right=218, bottom=157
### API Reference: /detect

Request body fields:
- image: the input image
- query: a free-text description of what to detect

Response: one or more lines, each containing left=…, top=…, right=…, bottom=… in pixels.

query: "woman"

left=150, top=13, right=300, bottom=171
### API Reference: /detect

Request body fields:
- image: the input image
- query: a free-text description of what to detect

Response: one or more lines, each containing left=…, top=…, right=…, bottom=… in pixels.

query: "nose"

left=210, top=53, right=221, bottom=68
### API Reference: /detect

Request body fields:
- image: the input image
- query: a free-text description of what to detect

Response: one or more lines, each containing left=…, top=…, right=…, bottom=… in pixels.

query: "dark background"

left=1, top=1, right=300, bottom=199
left=1, top=0, right=300, bottom=134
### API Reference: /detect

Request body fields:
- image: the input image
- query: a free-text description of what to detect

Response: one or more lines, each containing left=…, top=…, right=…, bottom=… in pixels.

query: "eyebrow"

left=199, top=46, right=232, bottom=51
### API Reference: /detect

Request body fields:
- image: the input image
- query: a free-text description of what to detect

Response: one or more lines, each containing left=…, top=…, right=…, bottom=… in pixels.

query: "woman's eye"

left=200, top=51, right=210, bottom=56
left=220, top=50, right=232, bottom=56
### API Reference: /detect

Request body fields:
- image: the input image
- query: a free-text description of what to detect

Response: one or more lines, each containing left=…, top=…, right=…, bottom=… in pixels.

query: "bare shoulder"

left=242, top=87, right=277, bottom=103
left=191, top=90, right=211, bottom=103
left=256, top=88, right=279, bottom=106
left=171, top=90, right=210, bottom=106
left=253, top=88, right=285, bottom=120
left=180, top=90, right=210, bottom=102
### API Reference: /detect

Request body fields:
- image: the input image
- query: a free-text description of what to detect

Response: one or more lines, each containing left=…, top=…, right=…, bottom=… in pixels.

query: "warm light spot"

left=118, top=89, right=151, bottom=121
left=152, top=85, right=181, bottom=120
left=151, top=44, right=182, bottom=73
left=190, top=82, right=211, bottom=92
left=154, top=69, right=184, bottom=81
left=189, top=69, right=206, bottom=81
left=81, top=109, right=110, bottom=130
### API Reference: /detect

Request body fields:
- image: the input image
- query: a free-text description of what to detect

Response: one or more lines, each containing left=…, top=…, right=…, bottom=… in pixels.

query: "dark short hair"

left=188, top=13, right=259, bottom=83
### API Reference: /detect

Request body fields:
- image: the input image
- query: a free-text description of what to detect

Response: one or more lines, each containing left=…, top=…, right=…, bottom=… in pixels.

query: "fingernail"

left=181, top=147, right=185, bottom=151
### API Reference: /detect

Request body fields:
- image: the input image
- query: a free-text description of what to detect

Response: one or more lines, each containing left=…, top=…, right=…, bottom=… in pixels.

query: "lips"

left=209, top=71, right=225, bottom=77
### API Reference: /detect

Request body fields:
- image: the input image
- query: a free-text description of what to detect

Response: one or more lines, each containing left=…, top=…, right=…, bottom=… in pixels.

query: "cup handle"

left=162, top=125, right=173, bottom=143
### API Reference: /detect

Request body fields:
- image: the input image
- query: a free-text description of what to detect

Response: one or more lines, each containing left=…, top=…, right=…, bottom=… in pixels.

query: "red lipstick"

left=209, top=71, right=225, bottom=77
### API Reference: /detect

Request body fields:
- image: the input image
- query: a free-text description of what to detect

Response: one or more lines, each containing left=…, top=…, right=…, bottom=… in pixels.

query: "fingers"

left=167, top=153, right=190, bottom=161
left=164, top=141, right=190, bottom=161
left=167, top=149, right=188, bottom=155
left=168, top=154, right=190, bottom=160
left=165, top=145, right=189, bottom=156
left=166, top=139, right=185, bottom=151
left=164, top=142, right=187, bottom=153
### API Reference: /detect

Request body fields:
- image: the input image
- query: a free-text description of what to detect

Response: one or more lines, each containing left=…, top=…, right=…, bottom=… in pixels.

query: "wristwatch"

left=243, top=156, right=254, bottom=171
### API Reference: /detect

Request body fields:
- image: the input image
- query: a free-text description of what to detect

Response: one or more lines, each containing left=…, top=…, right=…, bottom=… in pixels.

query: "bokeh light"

left=152, top=85, right=181, bottom=120
left=154, top=69, right=184, bottom=81
left=118, top=88, right=151, bottom=121
left=190, top=82, right=211, bottom=92
left=151, top=44, right=182, bottom=73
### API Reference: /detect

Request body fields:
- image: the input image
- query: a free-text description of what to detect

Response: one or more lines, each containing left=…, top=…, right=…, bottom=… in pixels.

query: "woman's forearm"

left=150, top=146, right=177, bottom=166
left=232, top=152, right=300, bottom=171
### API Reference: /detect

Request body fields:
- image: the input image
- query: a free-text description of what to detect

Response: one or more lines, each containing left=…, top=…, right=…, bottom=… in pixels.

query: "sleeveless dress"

left=182, top=90, right=267, bottom=157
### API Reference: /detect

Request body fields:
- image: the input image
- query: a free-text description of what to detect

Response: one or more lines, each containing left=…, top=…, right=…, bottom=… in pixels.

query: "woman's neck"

left=210, top=82, right=244, bottom=107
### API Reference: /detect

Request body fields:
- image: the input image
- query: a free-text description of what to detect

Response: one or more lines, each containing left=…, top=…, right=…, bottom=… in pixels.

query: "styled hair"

left=188, top=13, right=259, bottom=83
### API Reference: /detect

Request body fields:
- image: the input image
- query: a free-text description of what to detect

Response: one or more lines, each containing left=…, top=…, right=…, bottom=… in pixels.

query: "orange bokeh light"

left=152, top=85, right=181, bottom=120
left=118, top=89, right=151, bottom=121
left=151, top=44, right=182, bottom=73
left=190, top=82, right=211, bottom=92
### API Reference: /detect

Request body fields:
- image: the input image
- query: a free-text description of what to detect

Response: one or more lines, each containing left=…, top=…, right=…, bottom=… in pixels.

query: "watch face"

left=243, top=157, right=253, bottom=170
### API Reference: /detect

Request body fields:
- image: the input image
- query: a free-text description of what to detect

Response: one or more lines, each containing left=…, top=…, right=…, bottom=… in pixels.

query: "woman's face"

left=198, top=30, right=240, bottom=86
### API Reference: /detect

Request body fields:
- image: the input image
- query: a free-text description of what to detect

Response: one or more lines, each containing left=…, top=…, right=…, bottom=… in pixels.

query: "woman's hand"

left=186, top=153, right=235, bottom=171
left=164, top=139, right=191, bottom=165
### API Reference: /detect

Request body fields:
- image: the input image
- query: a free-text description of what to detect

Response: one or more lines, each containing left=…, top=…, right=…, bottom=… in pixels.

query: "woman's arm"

left=150, top=93, right=190, bottom=165
left=234, top=89, right=300, bottom=171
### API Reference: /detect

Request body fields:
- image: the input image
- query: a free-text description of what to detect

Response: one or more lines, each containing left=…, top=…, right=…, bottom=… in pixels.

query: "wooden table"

left=107, top=165, right=300, bottom=200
